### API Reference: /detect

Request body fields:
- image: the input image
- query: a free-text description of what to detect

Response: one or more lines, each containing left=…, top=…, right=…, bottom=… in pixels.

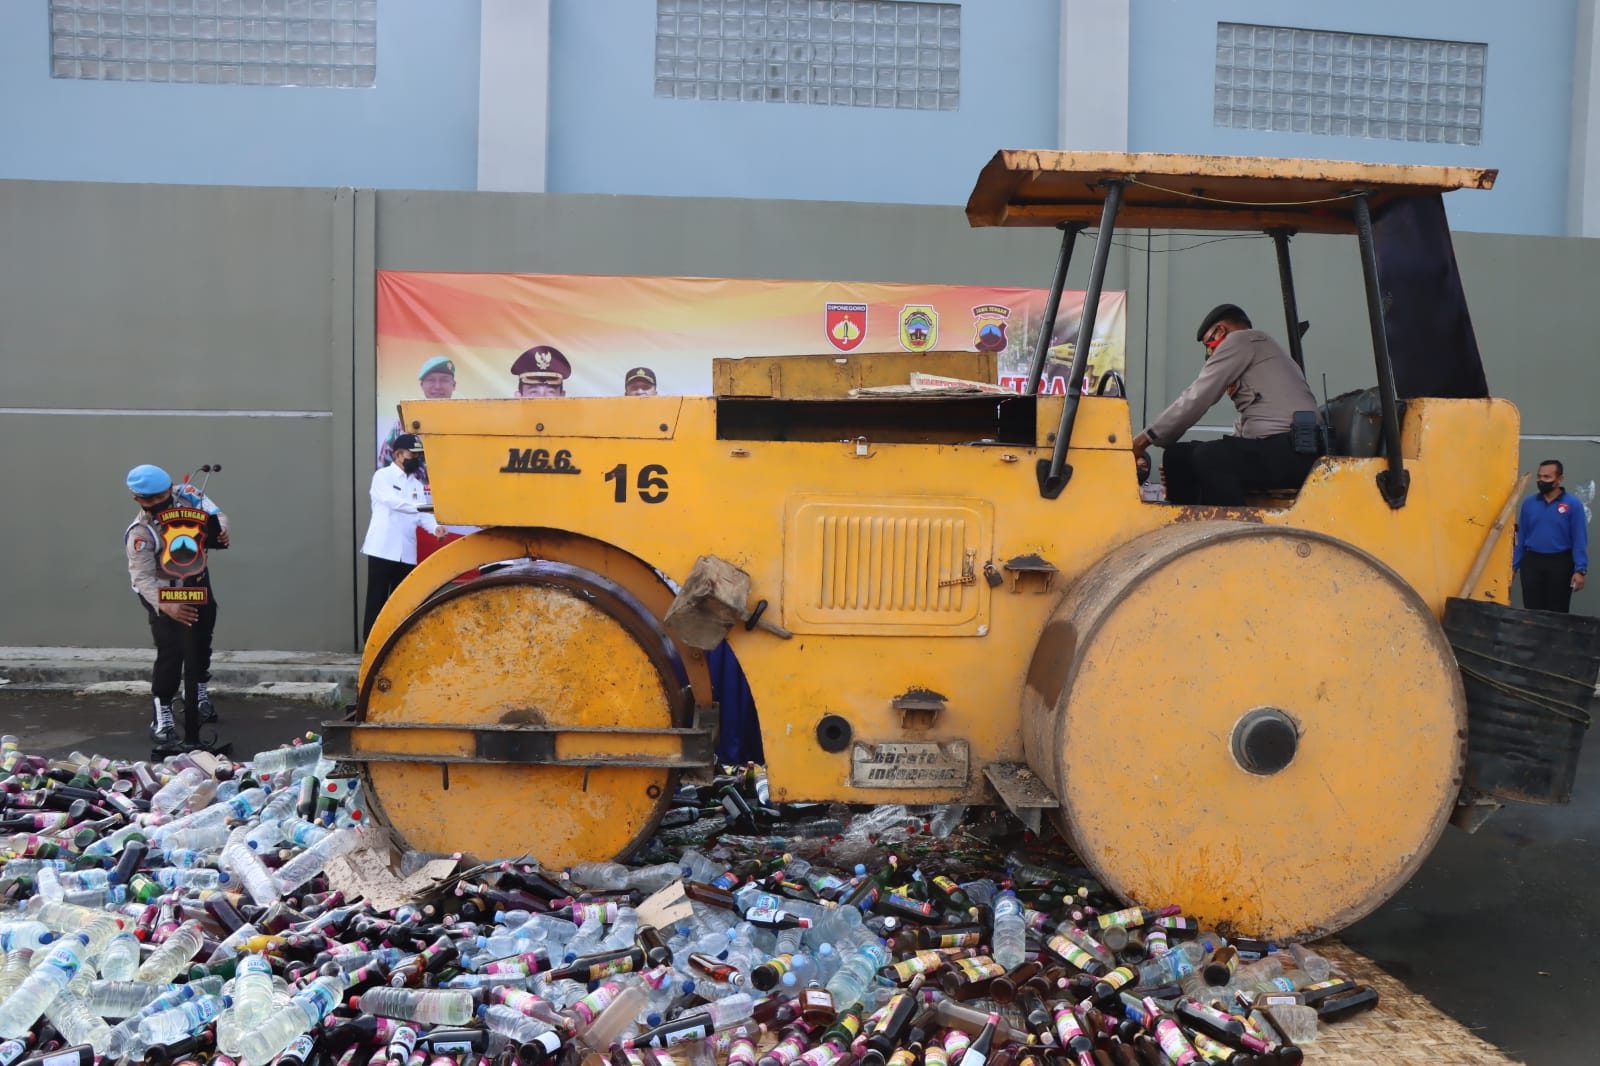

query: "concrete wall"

left=0, top=1, right=479, bottom=190
left=546, top=0, right=1060, bottom=204
left=3, top=179, right=1595, bottom=654
left=0, top=180, right=366, bottom=651
left=1128, top=0, right=1579, bottom=236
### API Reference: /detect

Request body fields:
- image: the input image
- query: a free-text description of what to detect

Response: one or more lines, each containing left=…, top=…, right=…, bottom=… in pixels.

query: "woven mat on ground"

left=1307, top=940, right=1521, bottom=1064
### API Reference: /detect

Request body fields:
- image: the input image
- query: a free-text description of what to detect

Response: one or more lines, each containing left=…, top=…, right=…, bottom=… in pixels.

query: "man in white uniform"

left=361, top=433, right=438, bottom=643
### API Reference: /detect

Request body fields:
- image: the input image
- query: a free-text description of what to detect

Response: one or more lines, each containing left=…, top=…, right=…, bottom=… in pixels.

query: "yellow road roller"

left=335, top=152, right=1540, bottom=941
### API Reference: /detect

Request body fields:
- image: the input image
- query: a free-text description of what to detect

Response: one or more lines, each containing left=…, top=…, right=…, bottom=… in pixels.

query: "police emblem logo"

left=155, top=507, right=210, bottom=580
left=825, top=302, right=868, bottom=352
left=898, top=305, right=938, bottom=353
left=972, top=304, right=1011, bottom=352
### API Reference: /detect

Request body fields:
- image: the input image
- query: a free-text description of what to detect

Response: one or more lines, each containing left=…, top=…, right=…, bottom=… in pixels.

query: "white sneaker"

left=150, top=699, right=177, bottom=744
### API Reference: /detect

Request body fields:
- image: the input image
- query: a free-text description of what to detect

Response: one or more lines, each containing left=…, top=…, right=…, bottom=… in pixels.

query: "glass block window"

left=49, top=0, right=378, bottom=87
left=655, top=0, right=960, bottom=110
left=1214, top=23, right=1485, bottom=145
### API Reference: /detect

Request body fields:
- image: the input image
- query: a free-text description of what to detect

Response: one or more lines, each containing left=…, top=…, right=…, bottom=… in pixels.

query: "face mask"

left=1537, top=479, right=1557, bottom=495
left=1203, top=335, right=1225, bottom=352
left=141, top=494, right=174, bottom=514
left=402, top=457, right=422, bottom=475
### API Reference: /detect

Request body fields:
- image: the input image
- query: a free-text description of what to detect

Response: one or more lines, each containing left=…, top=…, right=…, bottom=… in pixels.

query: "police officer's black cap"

left=1196, top=303, right=1250, bottom=342
left=393, top=433, right=424, bottom=454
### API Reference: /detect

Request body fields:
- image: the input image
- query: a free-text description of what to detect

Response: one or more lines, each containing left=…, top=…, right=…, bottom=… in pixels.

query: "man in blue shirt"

left=1514, top=459, right=1588, bottom=613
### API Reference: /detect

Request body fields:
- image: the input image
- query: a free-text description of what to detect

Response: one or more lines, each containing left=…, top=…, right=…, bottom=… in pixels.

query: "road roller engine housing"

left=335, top=152, right=1555, bottom=942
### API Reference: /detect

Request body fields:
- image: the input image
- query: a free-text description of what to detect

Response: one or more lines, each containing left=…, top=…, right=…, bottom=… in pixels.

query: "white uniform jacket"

left=361, top=464, right=439, bottom=564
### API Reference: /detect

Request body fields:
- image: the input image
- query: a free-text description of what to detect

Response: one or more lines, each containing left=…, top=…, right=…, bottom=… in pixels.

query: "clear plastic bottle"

left=157, top=823, right=232, bottom=852
left=135, top=920, right=205, bottom=983
left=0, top=922, right=55, bottom=953
left=104, top=977, right=224, bottom=1059
left=0, top=932, right=89, bottom=1037
left=35, top=867, right=64, bottom=903
left=824, top=939, right=890, bottom=1010
left=680, top=848, right=730, bottom=885
left=98, top=931, right=141, bottom=982
left=241, top=820, right=284, bottom=854
left=353, top=987, right=474, bottom=1026
left=233, top=972, right=344, bottom=1065
left=567, top=862, right=631, bottom=891
left=480, top=1003, right=560, bottom=1045
left=231, top=954, right=276, bottom=1028
left=150, top=768, right=208, bottom=815
left=43, top=989, right=113, bottom=1054
left=278, top=817, right=330, bottom=849
left=628, top=863, right=686, bottom=894
left=0, top=952, right=30, bottom=1001
left=251, top=741, right=323, bottom=777
left=271, top=827, right=361, bottom=894
left=139, top=993, right=230, bottom=1045
left=576, top=981, right=648, bottom=1051
left=153, top=868, right=230, bottom=890
left=990, top=891, right=1026, bottom=971
left=80, top=825, right=147, bottom=862
left=221, top=828, right=281, bottom=907
left=82, top=980, right=164, bottom=1018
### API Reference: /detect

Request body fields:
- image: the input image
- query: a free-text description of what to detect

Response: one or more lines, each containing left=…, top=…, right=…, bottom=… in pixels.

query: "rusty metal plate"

left=850, top=740, right=970, bottom=789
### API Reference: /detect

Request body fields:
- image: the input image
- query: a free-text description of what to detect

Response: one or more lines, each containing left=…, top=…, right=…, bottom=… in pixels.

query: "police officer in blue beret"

left=124, top=464, right=230, bottom=744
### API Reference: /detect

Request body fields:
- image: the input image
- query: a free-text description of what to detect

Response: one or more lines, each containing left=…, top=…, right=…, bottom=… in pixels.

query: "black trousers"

left=363, top=555, right=415, bottom=643
left=1163, top=433, right=1317, bottom=506
left=1521, top=549, right=1575, bottom=613
left=141, top=594, right=218, bottom=704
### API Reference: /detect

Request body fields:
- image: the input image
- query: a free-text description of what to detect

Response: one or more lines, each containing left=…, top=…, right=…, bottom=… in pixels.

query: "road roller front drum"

left=339, top=538, right=715, bottom=869
left=1021, top=521, right=1467, bottom=942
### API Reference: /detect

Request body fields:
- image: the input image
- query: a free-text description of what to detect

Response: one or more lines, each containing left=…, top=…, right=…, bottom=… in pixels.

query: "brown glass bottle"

left=939, top=956, right=1007, bottom=1001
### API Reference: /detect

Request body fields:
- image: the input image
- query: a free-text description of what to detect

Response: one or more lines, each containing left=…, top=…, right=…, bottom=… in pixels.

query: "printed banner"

left=375, top=270, right=1126, bottom=469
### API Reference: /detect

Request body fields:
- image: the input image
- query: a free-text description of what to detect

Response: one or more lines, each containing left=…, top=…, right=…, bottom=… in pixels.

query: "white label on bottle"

left=36, top=1051, right=86, bottom=1066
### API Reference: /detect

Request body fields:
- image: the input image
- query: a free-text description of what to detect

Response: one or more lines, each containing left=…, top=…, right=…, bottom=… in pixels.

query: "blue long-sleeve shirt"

left=1514, top=490, right=1588, bottom=573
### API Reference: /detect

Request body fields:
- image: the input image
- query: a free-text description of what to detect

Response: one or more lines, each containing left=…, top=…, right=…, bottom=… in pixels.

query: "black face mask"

left=141, top=494, right=174, bottom=515
left=1537, top=479, right=1557, bottom=495
left=402, top=457, right=422, bottom=475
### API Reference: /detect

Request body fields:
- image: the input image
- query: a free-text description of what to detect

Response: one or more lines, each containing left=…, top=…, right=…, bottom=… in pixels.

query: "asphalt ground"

left=0, top=688, right=1592, bottom=1064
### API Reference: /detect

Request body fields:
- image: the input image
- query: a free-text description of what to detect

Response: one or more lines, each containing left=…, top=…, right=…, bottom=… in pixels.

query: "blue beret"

left=126, top=464, right=172, bottom=496
left=419, top=356, right=456, bottom=380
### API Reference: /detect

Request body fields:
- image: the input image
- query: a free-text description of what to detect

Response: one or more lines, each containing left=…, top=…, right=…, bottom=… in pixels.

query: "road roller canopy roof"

left=965, top=150, right=1498, bottom=234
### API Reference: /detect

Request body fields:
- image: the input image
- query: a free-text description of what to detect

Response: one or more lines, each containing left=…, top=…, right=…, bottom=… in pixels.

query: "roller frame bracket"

left=983, top=761, right=1059, bottom=836
left=1035, top=459, right=1073, bottom=499
left=323, top=703, right=720, bottom=770
left=1377, top=467, right=1411, bottom=509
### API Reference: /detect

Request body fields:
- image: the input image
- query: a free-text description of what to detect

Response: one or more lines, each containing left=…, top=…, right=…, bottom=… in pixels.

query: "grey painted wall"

left=3, top=180, right=1593, bottom=653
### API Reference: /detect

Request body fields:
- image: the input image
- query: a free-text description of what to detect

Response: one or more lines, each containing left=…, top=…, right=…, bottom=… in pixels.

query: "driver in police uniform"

left=124, top=464, right=230, bottom=744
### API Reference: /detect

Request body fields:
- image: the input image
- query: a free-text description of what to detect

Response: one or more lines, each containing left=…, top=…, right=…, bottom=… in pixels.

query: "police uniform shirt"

left=362, top=463, right=440, bottom=565
left=125, top=487, right=228, bottom=609
left=1144, top=329, right=1318, bottom=447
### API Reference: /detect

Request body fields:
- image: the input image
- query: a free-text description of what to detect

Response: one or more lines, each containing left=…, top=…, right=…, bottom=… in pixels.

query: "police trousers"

left=1520, top=549, right=1575, bottom=613
left=1162, top=432, right=1317, bottom=507
left=140, top=594, right=218, bottom=704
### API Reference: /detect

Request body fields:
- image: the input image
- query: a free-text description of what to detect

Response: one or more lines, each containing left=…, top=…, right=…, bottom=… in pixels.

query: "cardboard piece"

left=322, top=833, right=458, bottom=912
left=635, top=879, right=695, bottom=930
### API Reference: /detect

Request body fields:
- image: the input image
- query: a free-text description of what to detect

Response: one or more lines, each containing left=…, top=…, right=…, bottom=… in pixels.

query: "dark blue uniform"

left=1514, top=490, right=1588, bottom=613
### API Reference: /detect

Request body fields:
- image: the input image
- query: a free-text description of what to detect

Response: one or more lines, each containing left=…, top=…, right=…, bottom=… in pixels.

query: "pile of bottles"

left=0, top=739, right=1380, bottom=1066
